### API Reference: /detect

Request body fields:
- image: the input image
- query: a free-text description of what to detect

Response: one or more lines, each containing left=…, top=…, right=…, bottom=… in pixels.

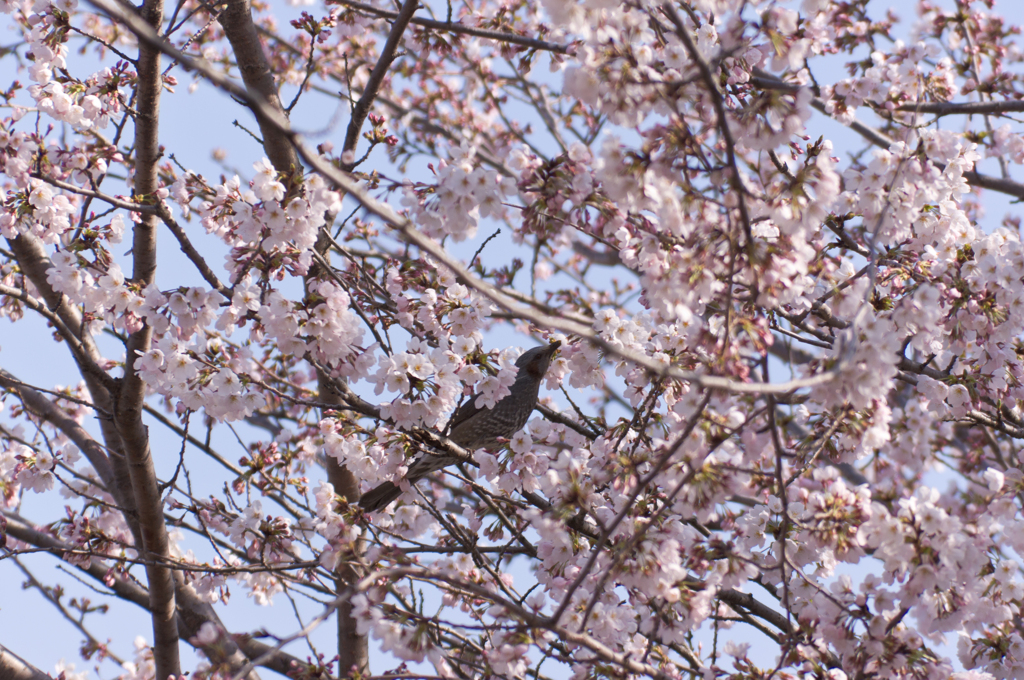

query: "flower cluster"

left=401, top=144, right=517, bottom=242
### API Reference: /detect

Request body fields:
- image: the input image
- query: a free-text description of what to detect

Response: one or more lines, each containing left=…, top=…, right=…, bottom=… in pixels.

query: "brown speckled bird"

left=359, top=341, right=560, bottom=512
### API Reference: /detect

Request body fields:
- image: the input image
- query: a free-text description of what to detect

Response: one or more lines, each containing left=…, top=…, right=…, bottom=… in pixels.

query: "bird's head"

left=515, top=340, right=561, bottom=379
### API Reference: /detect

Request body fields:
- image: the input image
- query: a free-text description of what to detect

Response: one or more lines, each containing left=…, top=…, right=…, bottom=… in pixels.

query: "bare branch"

left=118, top=0, right=181, bottom=670
left=155, top=204, right=230, bottom=296
left=219, top=0, right=300, bottom=173
left=334, top=0, right=570, bottom=54
left=0, top=644, right=51, bottom=680
left=342, top=0, right=419, bottom=159
left=896, top=99, right=1024, bottom=115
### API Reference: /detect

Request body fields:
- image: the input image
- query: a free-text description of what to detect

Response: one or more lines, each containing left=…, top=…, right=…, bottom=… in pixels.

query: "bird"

left=358, top=341, right=561, bottom=512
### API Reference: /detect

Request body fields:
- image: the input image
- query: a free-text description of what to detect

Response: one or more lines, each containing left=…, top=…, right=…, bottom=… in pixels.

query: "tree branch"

left=333, top=0, right=570, bottom=54
left=752, top=70, right=1024, bottom=201
left=154, top=204, right=230, bottom=296
left=896, top=99, right=1024, bottom=115
left=5, top=234, right=117, bottom=393
left=342, top=0, right=419, bottom=159
left=119, top=0, right=181, bottom=671
left=0, top=644, right=50, bottom=680
left=1, top=509, right=298, bottom=679
left=0, top=286, right=117, bottom=393
left=0, top=368, right=115, bottom=490
left=219, top=0, right=300, bottom=173
left=219, top=0, right=367, bottom=670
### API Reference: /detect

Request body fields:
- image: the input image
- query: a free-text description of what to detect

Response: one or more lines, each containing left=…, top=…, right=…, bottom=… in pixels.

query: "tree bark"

left=219, top=1, right=369, bottom=673
left=0, top=644, right=50, bottom=680
left=120, top=0, right=181, bottom=675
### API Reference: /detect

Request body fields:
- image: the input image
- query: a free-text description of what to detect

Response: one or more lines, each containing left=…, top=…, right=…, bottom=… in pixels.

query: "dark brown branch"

left=895, top=99, right=1024, bottom=115
left=4, top=234, right=137, bottom=545
left=32, top=172, right=155, bottom=213
left=39, top=148, right=233, bottom=295
left=966, top=410, right=1024, bottom=438
left=334, top=0, right=570, bottom=54
left=961, top=170, right=1024, bottom=200
left=10, top=558, right=127, bottom=666
left=342, top=0, right=419, bottom=159
left=219, top=0, right=300, bottom=173
left=155, top=204, right=230, bottom=296
left=717, top=589, right=794, bottom=636
left=218, top=0, right=367, bottom=670
left=122, top=0, right=180, bottom=671
left=5, top=234, right=117, bottom=393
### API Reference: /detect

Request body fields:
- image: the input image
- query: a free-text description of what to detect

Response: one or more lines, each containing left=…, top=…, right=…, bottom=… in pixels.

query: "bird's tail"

left=358, top=454, right=455, bottom=512
left=358, top=481, right=402, bottom=512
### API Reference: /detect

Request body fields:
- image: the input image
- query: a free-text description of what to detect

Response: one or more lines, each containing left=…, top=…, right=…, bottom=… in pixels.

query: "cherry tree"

left=2, top=0, right=1024, bottom=677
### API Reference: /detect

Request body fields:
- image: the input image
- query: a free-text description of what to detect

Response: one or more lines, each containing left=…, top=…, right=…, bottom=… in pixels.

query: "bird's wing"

left=446, top=393, right=483, bottom=433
